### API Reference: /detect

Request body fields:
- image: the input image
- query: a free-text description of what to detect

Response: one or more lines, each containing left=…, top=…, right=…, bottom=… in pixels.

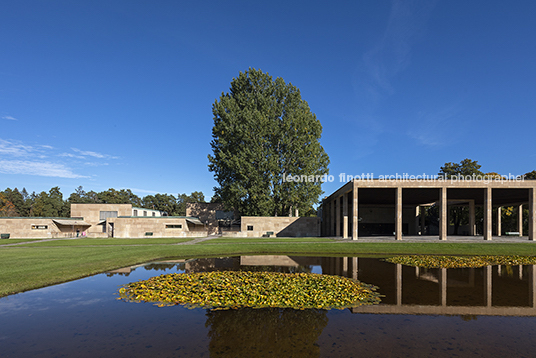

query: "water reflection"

left=174, top=256, right=536, bottom=316
left=207, top=308, right=327, bottom=357
left=1, top=256, right=536, bottom=357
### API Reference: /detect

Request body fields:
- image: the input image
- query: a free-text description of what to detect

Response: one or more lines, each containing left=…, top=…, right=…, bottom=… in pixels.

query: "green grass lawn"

left=1, top=238, right=535, bottom=297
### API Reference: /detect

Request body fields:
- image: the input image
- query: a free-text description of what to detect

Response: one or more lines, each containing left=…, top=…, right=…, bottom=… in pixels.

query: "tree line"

left=0, top=186, right=206, bottom=218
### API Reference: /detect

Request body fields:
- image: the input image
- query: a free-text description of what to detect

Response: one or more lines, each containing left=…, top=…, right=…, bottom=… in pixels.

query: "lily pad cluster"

left=385, top=255, right=536, bottom=268
left=117, top=271, right=381, bottom=310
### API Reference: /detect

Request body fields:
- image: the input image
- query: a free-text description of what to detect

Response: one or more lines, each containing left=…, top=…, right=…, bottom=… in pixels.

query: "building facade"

left=1, top=204, right=206, bottom=239
left=322, top=179, right=536, bottom=240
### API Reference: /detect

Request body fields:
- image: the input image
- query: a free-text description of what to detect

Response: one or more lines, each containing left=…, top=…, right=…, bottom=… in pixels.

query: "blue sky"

left=1, top=0, right=535, bottom=200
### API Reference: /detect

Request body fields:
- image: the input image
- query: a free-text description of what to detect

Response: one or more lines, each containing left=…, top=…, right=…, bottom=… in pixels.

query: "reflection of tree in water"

left=460, top=315, right=478, bottom=321
left=185, top=257, right=313, bottom=274
left=239, top=265, right=312, bottom=274
left=105, top=272, right=131, bottom=277
left=206, top=308, right=328, bottom=357
left=185, top=257, right=240, bottom=273
left=144, top=263, right=185, bottom=272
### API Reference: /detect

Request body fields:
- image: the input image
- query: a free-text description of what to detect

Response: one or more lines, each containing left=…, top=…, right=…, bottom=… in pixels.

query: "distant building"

left=1, top=203, right=205, bottom=239
left=185, top=202, right=320, bottom=237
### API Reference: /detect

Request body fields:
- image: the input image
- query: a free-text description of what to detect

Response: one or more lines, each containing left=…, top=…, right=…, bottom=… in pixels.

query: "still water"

left=1, top=256, right=536, bottom=357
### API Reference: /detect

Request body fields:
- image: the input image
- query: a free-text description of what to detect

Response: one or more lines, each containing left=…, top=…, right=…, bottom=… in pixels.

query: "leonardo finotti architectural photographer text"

left=282, top=173, right=525, bottom=184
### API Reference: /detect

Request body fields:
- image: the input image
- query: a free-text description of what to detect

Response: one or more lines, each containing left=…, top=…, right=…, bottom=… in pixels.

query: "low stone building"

left=105, top=216, right=205, bottom=238
left=1, top=203, right=206, bottom=239
left=185, top=203, right=321, bottom=237
left=0, top=217, right=91, bottom=239
left=186, top=202, right=237, bottom=235
left=230, top=216, right=321, bottom=238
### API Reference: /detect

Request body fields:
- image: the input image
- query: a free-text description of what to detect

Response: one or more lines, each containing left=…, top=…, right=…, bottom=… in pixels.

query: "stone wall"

left=225, top=216, right=321, bottom=238
left=71, top=204, right=132, bottom=235
left=106, top=217, right=207, bottom=238
left=0, top=218, right=89, bottom=238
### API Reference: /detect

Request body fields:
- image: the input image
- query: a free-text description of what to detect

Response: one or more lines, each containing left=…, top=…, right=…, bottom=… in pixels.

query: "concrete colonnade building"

left=322, top=179, right=536, bottom=241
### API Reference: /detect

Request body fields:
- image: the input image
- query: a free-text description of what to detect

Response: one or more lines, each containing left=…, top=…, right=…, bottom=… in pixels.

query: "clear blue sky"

left=1, top=0, right=535, bottom=200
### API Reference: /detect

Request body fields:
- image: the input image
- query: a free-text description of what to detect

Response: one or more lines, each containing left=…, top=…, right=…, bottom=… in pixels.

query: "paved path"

left=0, top=236, right=87, bottom=247
left=175, top=235, right=220, bottom=245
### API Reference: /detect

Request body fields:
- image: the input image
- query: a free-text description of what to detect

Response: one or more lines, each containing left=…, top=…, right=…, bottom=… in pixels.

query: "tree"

left=208, top=68, right=330, bottom=216
left=0, top=193, right=18, bottom=216
left=1, top=188, right=26, bottom=216
left=524, top=170, right=536, bottom=180
left=142, top=193, right=179, bottom=216
left=176, top=191, right=206, bottom=216
left=439, top=158, right=483, bottom=178
left=97, top=189, right=141, bottom=206
left=31, top=187, right=68, bottom=217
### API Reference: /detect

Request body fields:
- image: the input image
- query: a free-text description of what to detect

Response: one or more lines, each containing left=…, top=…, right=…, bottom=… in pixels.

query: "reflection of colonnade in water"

left=321, top=257, right=536, bottom=316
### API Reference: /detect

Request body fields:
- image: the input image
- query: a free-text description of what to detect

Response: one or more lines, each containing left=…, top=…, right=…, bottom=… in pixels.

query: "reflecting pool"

left=1, top=256, right=536, bottom=357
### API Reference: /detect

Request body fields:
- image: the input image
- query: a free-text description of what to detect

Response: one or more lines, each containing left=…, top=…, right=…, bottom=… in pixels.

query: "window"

left=152, top=212, right=156, bottom=217
left=166, top=224, right=182, bottom=229
left=247, top=225, right=254, bottom=231
left=100, top=211, right=118, bottom=220
left=133, top=209, right=138, bottom=216
left=31, top=225, right=48, bottom=230
left=143, top=211, right=147, bottom=216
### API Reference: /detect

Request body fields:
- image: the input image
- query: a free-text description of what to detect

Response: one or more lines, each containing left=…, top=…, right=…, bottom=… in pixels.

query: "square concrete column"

left=352, top=185, right=359, bottom=240
left=497, top=206, right=502, bottom=236
left=484, top=187, right=492, bottom=240
left=440, top=268, right=447, bottom=306
left=518, top=204, right=524, bottom=237
left=335, top=196, right=341, bottom=237
left=439, top=187, right=447, bottom=240
left=530, top=265, right=536, bottom=308
left=329, top=199, right=337, bottom=236
left=485, top=265, right=492, bottom=307
left=343, top=192, right=348, bottom=239
left=469, top=200, right=476, bottom=236
left=396, top=263, right=402, bottom=306
left=530, top=188, right=536, bottom=241
left=351, top=257, right=358, bottom=279
left=395, top=187, right=402, bottom=240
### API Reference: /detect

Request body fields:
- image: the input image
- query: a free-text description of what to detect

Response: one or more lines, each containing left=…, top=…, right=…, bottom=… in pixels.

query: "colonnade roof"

left=324, top=179, right=536, bottom=207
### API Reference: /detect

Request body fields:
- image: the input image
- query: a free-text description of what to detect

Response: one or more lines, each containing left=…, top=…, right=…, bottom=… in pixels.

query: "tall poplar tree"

left=208, top=68, right=330, bottom=216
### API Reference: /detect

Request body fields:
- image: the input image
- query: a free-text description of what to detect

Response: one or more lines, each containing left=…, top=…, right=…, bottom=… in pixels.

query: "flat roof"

left=0, top=217, right=85, bottom=220
left=324, top=179, right=536, bottom=206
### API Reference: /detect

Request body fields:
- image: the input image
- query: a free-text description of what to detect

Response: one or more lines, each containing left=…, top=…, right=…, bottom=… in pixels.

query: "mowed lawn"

left=1, top=236, right=536, bottom=297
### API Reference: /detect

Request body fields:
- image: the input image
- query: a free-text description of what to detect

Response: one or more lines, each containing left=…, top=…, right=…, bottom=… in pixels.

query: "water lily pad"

left=117, top=271, right=381, bottom=310
left=385, top=255, right=536, bottom=268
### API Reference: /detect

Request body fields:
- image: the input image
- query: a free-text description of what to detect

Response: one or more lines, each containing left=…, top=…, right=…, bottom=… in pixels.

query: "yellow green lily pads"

left=117, top=271, right=381, bottom=310
left=385, top=255, right=536, bottom=268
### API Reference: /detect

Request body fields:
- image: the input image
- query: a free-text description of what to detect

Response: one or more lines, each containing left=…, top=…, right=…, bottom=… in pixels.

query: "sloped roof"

left=185, top=217, right=204, bottom=225
left=53, top=219, right=91, bottom=227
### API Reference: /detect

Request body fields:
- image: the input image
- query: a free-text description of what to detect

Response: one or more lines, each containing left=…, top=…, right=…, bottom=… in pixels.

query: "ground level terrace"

left=322, top=179, right=536, bottom=241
